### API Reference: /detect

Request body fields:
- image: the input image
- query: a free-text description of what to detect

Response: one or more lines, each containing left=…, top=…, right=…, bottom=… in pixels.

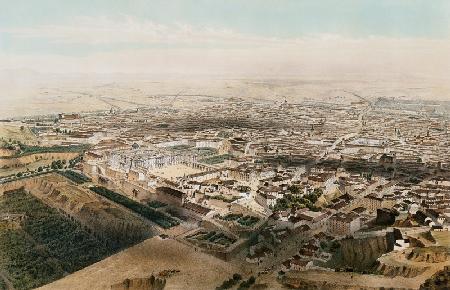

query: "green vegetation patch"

left=0, top=171, right=53, bottom=185
left=216, top=273, right=242, bottom=290
left=238, top=276, right=256, bottom=290
left=147, top=200, right=167, bottom=208
left=208, top=195, right=240, bottom=203
left=0, top=230, right=64, bottom=290
left=194, top=147, right=218, bottom=156
left=187, top=230, right=236, bottom=246
left=68, top=154, right=84, bottom=168
left=58, top=170, right=92, bottom=184
left=199, top=154, right=232, bottom=164
left=0, top=279, right=6, bottom=290
left=237, top=215, right=260, bottom=227
left=220, top=213, right=260, bottom=227
left=0, top=190, right=115, bottom=290
left=273, top=189, right=323, bottom=212
left=167, top=144, right=192, bottom=151
left=90, top=186, right=179, bottom=229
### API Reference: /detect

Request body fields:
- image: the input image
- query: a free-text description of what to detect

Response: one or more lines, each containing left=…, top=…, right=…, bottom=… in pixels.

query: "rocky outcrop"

left=420, top=266, right=450, bottom=290
left=375, top=262, right=427, bottom=278
left=373, top=247, right=450, bottom=278
left=409, top=236, right=426, bottom=248
left=111, top=275, right=166, bottom=290
left=419, top=230, right=436, bottom=243
left=281, top=278, right=340, bottom=290
left=407, top=247, right=450, bottom=263
left=280, top=274, right=407, bottom=290
left=339, top=231, right=395, bottom=271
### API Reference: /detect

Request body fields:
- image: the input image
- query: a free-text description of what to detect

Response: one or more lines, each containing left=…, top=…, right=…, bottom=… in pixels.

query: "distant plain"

left=1, top=74, right=450, bottom=119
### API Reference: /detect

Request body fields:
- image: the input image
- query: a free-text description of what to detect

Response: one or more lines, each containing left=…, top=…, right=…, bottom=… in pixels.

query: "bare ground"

left=36, top=237, right=239, bottom=290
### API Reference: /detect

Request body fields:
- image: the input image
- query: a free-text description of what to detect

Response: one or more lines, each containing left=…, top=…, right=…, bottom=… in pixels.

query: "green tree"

left=233, top=274, right=242, bottom=281
left=289, top=185, right=301, bottom=195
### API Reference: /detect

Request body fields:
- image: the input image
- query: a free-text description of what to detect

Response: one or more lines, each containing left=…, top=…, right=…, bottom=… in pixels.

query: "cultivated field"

left=0, top=189, right=119, bottom=290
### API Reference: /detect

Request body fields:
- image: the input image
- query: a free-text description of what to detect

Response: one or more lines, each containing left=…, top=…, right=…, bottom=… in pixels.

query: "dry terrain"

left=0, top=123, right=37, bottom=145
left=433, top=231, right=450, bottom=247
left=2, top=76, right=450, bottom=118
left=148, top=164, right=202, bottom=180
left=37, top=237, right=240, bottom=290
left=268, top=230, right=450, bottom=290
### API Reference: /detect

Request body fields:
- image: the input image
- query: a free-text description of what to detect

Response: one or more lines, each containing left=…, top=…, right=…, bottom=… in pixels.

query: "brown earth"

left=37, top=237, right=239, bottom=290
left=339, top=233, right=395, bottom=271
left=407, top=247, right=450, bottom=263
left=111, top=275, right=166, bottom=290
left=0, top=148, right=17, bottom=157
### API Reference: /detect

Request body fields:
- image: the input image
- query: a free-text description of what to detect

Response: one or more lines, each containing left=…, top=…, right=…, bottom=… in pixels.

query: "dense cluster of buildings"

left=18, top=95, right=450, bottom=274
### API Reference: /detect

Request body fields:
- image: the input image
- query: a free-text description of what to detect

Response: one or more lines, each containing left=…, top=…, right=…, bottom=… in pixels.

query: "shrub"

left=238, top=276, right=256, bottom=290
left=147, top=200, right=167, bottom=208
left=58, top=170, right=91, bottom=184
left=216, top=274, right=242, bottom=290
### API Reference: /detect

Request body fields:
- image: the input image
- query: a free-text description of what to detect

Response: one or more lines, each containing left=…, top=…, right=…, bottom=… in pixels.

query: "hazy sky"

left=1, top=0, right=450, bottom=77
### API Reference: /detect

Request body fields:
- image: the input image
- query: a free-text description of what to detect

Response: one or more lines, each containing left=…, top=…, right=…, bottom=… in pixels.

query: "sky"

left=0, top=0, right=450, bottom=77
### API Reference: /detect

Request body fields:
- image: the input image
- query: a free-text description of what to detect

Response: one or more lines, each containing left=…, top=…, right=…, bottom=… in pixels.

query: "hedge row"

left=90, top=186, right=179, bottom=229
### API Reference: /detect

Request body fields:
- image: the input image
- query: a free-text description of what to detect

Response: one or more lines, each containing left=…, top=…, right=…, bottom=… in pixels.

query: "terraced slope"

left=0, top=189, right=117, bottom=290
